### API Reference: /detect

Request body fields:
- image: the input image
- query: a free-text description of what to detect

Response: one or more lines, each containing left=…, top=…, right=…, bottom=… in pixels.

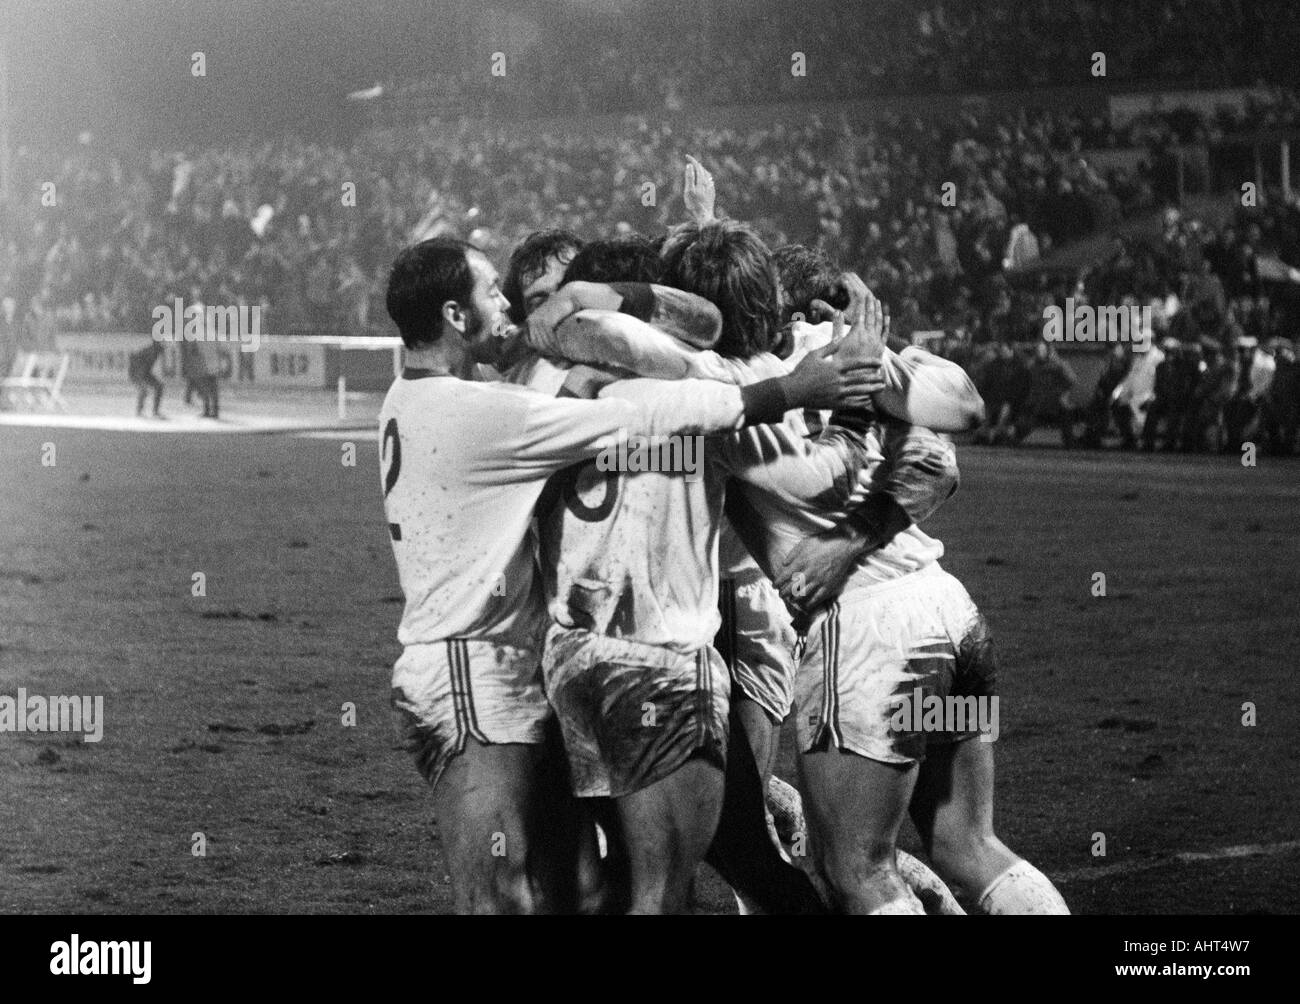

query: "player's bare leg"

left=614, top=757, right=724, bottom=914
left=706, top=709, right=827, bottom=914
left=575, top=799, right=631, bottom=914
left=733, top=696, right=779, bottom=785
left=764, top=773, right=964, bottom=913
left=798, top=747, right=923, bottom=914
left=909, top=738, right=1068, bottom=914
left=431, top=735, right=586, bottom=915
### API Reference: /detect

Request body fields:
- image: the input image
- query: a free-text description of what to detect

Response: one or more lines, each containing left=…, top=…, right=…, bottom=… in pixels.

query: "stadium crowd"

left=379, top=0, right=1300, bottom=117
left=7, top=96, right=1281, bottom=335
left=2, top=33, right=1298, bottom=450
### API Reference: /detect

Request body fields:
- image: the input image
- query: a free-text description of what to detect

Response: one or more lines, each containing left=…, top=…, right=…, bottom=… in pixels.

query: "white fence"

left=57, top=333, right=401, bottom=391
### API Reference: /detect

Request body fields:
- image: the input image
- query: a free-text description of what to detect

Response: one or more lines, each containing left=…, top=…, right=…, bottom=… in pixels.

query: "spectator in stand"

left=1183, top=341, right=1235, bottom=452
left=1113, top=339, right=1165, bottom=451
left=973, top=341, right=1031, bottom=446
left=1184, top=255, right=1227, bottom=321
left=1261, top=338, right=1298, bottom=456
left=1080, top=343, right=1130, bottom=448
left=21, top=295, right=60, bottom=353
left=0, top=296, right=19, bottom=379
left=1143, top=339, right=1200, bottom=452
left=1223, top=337, right=1273, bottom=451
left=1014, top=342, right=1078, bottom=447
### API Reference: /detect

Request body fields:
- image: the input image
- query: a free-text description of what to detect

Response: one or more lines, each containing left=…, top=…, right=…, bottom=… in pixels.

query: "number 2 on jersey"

left=382, top=418, right=402, bottom=540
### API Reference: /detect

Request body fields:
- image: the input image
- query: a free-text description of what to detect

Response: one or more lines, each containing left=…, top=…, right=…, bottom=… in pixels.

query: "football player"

left=379, top=236, right=876, bottom=914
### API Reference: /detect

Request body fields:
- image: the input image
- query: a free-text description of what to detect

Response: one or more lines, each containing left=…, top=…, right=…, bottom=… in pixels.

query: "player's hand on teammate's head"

left=683, top=155, right=717, bottom=225
left=810, top=299, right=845, bottom=344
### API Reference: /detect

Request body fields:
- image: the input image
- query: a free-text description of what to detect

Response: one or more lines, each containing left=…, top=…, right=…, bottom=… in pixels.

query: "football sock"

left=867, top=889, right=926, bottom=915
left=897, top=850, right=966, bottom=915
left=976, top=859, right=1070, bottom=915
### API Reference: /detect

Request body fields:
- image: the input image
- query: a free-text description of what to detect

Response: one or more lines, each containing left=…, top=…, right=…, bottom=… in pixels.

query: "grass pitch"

left=1, top=426, right=1296, bottom=913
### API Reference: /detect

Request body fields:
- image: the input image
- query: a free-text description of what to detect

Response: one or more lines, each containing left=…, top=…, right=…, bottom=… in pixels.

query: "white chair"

left=0, top=351, right=71, bottom=411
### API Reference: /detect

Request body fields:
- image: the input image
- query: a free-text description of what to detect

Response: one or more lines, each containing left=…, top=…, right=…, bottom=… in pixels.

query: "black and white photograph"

left=0, top=0, right=1294, bottom=971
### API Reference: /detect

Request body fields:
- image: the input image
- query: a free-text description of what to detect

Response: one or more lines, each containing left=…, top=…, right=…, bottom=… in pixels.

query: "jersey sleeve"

left=541, top=310, right=749, bottom=383
left=498, top=391, right=643, bottom=478
left=489, top=377, right=747, bottom=480
left=609, top=283, right=723, bottom=348
left=857, top=420, right=960, bottom=525
left=875, top=346, right=985, bottom=432
left=595, top=377, right=746, bottom=437
left=546, top=310, right=698, bottom=378
left=710, top=422, right=867, bottom=506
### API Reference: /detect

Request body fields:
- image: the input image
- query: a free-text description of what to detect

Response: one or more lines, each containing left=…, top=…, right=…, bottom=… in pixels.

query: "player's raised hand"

left=683, top=155, right=717, bottom=224
left=837, top=276, right=885, bottom=365
left=808, top=293, right=885, bottom=406
left=838, top=271, right=869, bottom=326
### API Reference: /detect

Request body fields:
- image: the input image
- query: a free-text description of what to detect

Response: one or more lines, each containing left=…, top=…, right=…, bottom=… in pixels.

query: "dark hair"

left=773, top=244, right=848, bottom=323
left=503, top=229, right=584, bottom=323
left=385, top=237, right=477, bottom=351
left=660, top=219, right=780, bottom=359
left=563, top=234, right=663, bottom=285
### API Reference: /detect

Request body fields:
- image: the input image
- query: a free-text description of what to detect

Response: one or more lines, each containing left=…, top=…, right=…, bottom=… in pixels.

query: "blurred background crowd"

left=1, top=0, right=1297, bottom=450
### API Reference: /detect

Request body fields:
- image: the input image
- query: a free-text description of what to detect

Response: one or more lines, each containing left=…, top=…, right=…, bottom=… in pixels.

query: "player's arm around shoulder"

left=869, top=418, right=961, bottom=524
left=609, top=282, right=722, bottom=348
left=474, top=379, right=638, bottom=479
left=597, top=342, right=880, bottom=439
left=595, top=376, right=745, bottom=437
left=714, top=416, right=866, bottom=506
left=540, top=306, right=735, bottom=381
left=524, top=280, right=718, bottom=354
left=547, top=310, right=701, bottom=379
left=769, top=420, right=956, bottom=617
left=506, top=368, right=809, bottom=475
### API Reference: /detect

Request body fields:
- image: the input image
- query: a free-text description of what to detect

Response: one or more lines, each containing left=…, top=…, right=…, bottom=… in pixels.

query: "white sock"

left=766, top=775, right=804, bottom=846
left=867, top=889, right=926, bottom=915
left=976, top=860, right=1070, bottom=915
left=897, top=850, right=966, bottom=915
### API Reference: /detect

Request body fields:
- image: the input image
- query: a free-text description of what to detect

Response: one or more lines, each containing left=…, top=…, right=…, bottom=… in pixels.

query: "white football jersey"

left=539, top=363, right=861, bottom=654
left=723, top=421, right=950, bottom=591
left=657, top=352, right=954, bottom=592
left=530, top=314, right=962, bottom=621
left=378, top=372, right=746, bottom=651
left=537, top=378, right=728, bottom=654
